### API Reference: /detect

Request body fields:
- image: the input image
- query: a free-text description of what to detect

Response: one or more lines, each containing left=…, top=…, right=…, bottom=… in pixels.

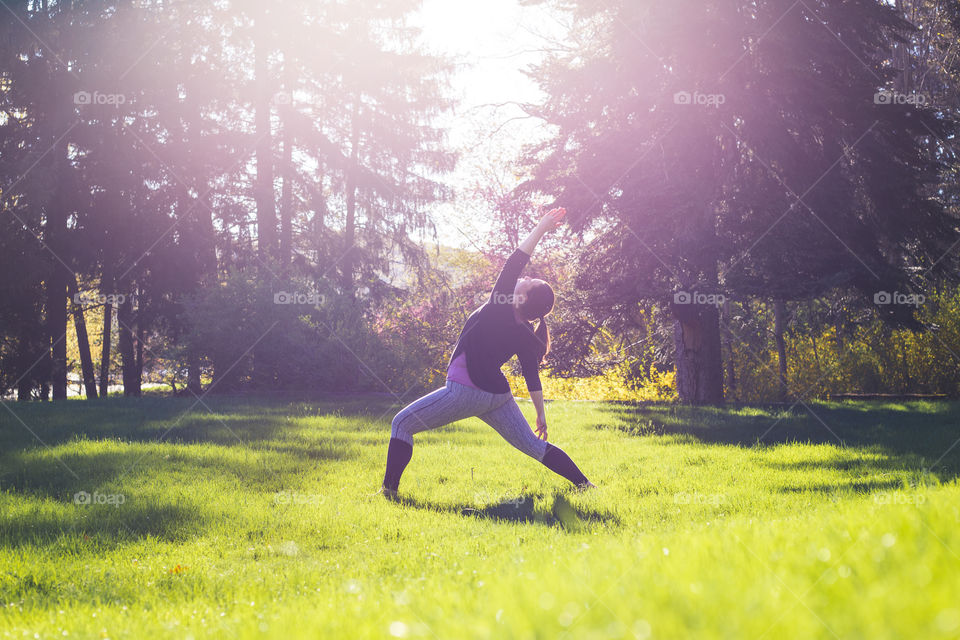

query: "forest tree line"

left=2, top=0, right=960, bottom=404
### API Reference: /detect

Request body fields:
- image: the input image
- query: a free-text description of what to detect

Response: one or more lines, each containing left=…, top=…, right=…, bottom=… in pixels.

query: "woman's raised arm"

left=518, top=207, right=566, bottom=257
left=490, top=207, right=567, bottom=305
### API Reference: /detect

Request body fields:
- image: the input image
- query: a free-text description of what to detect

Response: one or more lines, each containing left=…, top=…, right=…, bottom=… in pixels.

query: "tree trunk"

left=341, top=102, right=360, bottom=294
left=17, top=376, right=31, bottom=402
left=187, top=191, right=216, bottom=396
left=672, top=301, right=724, bottom=405
left=312, top=175, right=328, bottom=273
left=12, top=321, right=39, bottom=399
left=46, top=143, right=71, bottom=401
left=773, top=300, right=788, bottom=402
left=721, top=298, right=736, bottom=400
left=278, top=47, right=294, bottom=272
left=279, top=129, right=293, bottom=270
left=250, top=5, right=278, bottom=390
left=136, top=318, right=145, bottom=392
left=117, top=289, right=140, bottom=397
left=46, top=278, right=69, bottom=400
left=99, top=269, right=114, bottom=398
left=68, top=276, right=98, bottom=399
left=811, top=334, right=821, bottom=379
left=187, top=349, right=202, bottom=395
left=253, top=5, right=277, bottom=263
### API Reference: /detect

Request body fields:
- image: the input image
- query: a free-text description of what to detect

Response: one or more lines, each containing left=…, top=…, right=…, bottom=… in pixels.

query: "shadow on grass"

left=395, top=492, right=620, bottom=530
left=0, top=401, right=361, bottom=494
left=597, top=401, right=960, bottom=482
left=0, top=445, right=243, bottom=549
left=0, top=499, right=207, bottom=549
left=0, top=395, right=388, bottom=550
left=0, top=394, right=398, bottom=453
left=0, top=436, right=356, bottom=551
left=776, top=479, right=904, bottom=494
left=0, top=443, right=290, bottom=498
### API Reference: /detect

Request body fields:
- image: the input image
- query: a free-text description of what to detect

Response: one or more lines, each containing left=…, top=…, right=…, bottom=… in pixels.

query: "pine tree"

left=522, top=0, right=958, bottom=403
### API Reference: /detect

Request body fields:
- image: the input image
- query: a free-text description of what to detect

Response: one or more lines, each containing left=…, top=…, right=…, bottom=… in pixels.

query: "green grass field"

left=2, top=395, right=960, bottom=639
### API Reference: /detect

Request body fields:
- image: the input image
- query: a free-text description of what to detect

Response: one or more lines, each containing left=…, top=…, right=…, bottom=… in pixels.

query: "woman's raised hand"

left=537, top=207, right=567, bottom=232
left=519, top=207, right=566, bottom=256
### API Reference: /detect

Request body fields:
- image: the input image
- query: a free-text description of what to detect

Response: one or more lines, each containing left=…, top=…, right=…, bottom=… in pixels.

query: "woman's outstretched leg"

left=382, top=382, right=487, bottom=495
left=478, top=397, right=592, bottom=488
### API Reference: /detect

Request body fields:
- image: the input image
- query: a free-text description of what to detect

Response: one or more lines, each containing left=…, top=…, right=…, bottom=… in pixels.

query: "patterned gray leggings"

left=391, top=380, right=549, bottom=461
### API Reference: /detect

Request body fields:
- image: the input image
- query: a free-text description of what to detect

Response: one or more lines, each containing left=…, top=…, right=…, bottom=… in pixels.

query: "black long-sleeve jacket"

left=448, top=248, right=545, bottom=394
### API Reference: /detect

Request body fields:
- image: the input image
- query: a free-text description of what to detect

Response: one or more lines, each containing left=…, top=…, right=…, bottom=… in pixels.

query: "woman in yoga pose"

left=381, top=207, right=594, bottom=497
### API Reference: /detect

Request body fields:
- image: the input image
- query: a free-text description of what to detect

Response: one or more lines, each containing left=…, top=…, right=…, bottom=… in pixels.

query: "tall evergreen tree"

left=0, top=0, right=86, bottom=400
left=521, top=0, right=958, bottom=403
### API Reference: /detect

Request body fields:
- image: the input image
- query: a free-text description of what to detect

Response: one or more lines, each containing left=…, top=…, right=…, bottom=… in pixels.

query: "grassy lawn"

left=2, top=395, right=960, bottom=639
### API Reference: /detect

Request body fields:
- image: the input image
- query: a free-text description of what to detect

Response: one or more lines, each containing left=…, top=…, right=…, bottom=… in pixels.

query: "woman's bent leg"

left=478, top=397, right=590, bottom=487
left=382, top=438, right=413, bottom=494
left=383, top=382, right=487, bottom=492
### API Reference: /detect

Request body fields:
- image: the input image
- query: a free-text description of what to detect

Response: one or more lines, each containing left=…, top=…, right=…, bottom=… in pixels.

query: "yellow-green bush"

left=506, top=363, right=678, bottom=402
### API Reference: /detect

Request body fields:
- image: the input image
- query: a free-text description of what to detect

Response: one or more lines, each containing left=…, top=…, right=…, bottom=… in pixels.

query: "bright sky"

left=412, top=0, right=567, bottom=250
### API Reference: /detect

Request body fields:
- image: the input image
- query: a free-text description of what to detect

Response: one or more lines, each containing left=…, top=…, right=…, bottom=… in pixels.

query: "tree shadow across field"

left=0, top=394, right=398, bottom=453
left=597, top=401, right=960, bottom=482
left=0, top=396, right=366, bottom=494
left=0, top=396, right=381, bottom=550
left=0, top=497, right=206, bottom=550
left=0, top=445, right=247, bottom=549
left=396, top=492, right=620, bottom=530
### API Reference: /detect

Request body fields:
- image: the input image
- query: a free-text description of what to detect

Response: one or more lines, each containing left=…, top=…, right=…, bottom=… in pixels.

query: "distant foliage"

left=724, top=288, right=960, bottom=402
left=179, top=270, right=405, bottom=393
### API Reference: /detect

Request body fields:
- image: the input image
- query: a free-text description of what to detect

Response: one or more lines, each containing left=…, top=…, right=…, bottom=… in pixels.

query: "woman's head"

left=514, top=276, right=555, bottom=320
left=514, top=277, right=554, bottom=361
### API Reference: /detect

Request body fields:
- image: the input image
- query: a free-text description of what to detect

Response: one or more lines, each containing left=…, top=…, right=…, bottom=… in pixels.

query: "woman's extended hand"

left=535, top=414, right=549, bottom=441
left=537, top=207, right=566, bottom=232
left=519, top=207, right=566, bottom=255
